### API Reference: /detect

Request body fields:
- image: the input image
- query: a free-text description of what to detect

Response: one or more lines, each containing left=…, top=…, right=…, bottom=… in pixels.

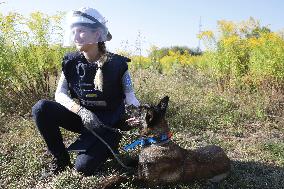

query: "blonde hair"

left=93, top=46, right=107, bottom=91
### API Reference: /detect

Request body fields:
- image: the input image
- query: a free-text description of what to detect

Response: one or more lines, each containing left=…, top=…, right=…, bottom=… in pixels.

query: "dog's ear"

left=157, top=96, right=169, bottom=116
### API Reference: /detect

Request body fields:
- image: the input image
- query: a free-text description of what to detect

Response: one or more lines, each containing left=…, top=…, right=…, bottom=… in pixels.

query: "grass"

left=0, top=67, right=284, bottom=189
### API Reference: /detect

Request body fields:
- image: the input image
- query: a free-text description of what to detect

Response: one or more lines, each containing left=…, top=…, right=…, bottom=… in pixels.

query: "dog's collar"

left=123, top=132, right=172, bottom=151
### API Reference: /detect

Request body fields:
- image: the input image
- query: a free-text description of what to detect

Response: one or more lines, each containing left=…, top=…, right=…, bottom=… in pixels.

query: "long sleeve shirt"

left=55, top=71, right=140, bottom=111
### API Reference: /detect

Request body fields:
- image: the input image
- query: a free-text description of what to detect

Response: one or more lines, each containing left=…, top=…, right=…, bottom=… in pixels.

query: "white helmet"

left=63, top=7, right=112, bottom=47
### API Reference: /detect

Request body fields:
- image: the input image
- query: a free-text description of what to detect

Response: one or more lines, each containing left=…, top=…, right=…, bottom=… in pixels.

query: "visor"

left=63, top=9, right=111, bottom=47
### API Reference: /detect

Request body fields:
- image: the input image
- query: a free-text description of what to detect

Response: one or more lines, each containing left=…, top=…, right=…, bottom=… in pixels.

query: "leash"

left=84, top=124, right=134, bottom=170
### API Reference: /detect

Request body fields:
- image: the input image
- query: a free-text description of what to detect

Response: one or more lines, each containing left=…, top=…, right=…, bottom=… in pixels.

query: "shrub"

left=0, top=12, right=67, bottom=115
left=199, top=17, right=284, bottom=90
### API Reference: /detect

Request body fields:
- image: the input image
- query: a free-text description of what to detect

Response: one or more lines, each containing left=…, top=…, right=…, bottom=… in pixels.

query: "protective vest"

left=62, top=51, right=130, bottom=112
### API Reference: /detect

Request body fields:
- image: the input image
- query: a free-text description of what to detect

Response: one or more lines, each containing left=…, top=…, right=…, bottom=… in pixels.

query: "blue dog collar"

left=123, top=132, right=172, bottom=151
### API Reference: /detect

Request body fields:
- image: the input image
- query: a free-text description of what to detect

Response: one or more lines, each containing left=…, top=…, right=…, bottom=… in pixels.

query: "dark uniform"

left=32, top=51, right=130, bottom=175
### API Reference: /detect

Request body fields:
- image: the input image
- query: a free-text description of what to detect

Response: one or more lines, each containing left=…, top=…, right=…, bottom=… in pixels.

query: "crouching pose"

left=32, top=7, right=139, bottom=177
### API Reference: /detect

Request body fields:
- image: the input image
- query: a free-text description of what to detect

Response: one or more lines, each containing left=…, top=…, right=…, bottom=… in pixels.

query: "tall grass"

left=198, top=18, right=284, bottom=91
left=0, top=12, right=67, bottom=115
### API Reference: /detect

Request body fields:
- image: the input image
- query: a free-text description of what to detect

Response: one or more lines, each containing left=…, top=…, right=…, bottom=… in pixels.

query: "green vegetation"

left=0, top=11, right=67, bottom=115
left=0, top=12, right=283, bottom=189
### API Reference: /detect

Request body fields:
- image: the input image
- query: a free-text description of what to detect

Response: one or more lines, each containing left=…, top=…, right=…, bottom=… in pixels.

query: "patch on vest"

left=85, top=93, right=98, bottom=98
left=81, top=99, right=107, bottom=107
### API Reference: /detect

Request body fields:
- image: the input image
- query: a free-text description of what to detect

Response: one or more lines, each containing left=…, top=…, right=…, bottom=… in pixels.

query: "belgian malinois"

left=123, top=96, right=231, bottom=186
left=99, top=96, right=231, bottom=188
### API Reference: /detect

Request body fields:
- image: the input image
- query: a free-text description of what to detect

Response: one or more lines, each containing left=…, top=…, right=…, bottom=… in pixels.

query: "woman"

left=32, top=7, right=139, bottom=176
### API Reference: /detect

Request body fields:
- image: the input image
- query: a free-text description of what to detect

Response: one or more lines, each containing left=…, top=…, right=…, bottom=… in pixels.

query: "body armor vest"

left=62, top=51, right=130, bottom=112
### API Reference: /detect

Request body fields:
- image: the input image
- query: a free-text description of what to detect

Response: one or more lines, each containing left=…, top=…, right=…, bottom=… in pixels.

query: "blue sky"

left=0, top=0, right=283, bottom=55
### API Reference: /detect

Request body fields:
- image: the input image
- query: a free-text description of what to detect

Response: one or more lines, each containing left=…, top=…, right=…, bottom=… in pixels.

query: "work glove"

left=77, top=107, right=104, bottom=131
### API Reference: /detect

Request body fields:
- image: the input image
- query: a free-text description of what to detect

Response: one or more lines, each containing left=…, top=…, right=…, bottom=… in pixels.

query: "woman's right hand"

left=76, top=106, right=104, bottom=130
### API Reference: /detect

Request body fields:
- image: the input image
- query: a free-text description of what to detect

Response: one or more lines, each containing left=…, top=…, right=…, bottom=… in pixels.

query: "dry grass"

left=0, top=67, right=283, bottom=189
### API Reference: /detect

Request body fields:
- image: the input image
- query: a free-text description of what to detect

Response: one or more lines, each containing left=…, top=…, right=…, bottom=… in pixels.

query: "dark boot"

left=41, top=151, right=72, bottom=179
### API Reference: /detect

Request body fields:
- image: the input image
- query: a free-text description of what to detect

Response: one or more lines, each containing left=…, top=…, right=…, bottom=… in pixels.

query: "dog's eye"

left=146, top=111, right=154, bottom=123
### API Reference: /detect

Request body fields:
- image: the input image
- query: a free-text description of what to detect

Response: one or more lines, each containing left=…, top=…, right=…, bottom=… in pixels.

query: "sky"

left=0, top=0, right=283, bottom=55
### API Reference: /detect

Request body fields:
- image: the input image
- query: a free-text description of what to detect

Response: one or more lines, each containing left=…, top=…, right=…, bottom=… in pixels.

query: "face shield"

left=63, top=8, right=112, bottom=47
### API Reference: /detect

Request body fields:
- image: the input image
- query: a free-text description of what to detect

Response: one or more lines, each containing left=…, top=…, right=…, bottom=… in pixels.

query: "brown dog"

left=123, top=96, right=231, bottom=186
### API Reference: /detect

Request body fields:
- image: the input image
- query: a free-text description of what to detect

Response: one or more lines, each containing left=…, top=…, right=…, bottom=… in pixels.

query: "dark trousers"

left=32, top=100, right=121, bottom=176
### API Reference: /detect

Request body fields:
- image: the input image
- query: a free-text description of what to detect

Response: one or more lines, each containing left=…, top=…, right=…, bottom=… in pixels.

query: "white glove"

left=77, top=107, right=104, bottom=130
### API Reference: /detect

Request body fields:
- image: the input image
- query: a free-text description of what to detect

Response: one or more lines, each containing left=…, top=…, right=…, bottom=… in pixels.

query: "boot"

left=41, top=151, right=72, bottom=179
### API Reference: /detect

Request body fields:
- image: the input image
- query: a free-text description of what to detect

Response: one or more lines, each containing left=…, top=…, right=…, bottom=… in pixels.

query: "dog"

left=98, top=96, right=231, bottom=188
left=123, top=96, right=231, bottom=186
